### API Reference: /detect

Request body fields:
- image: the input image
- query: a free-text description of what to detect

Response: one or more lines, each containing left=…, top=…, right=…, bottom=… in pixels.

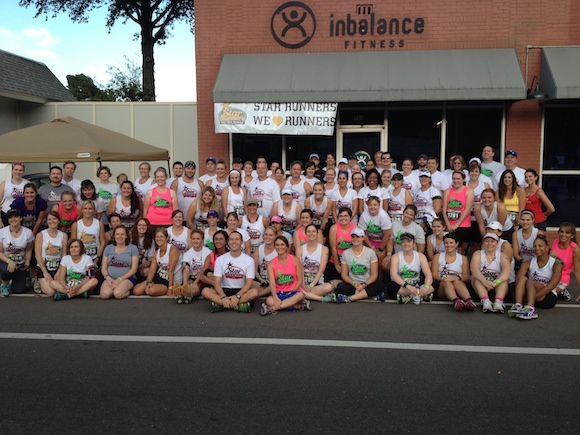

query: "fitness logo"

left=271, top=2, right=316, bottom=49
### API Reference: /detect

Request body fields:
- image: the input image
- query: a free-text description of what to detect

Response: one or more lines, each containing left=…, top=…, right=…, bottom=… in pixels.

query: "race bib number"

left=304, top=272, right=316, bottom=286
left=447, top=210, right=460, bottom=220
left=234, top=205, right=245, bottom=216
left=507, top=211, right=518, bottom=223
left=46, top=259, right=60, bottom=271
left=390, top=213, right=402, bottom=222
left=85, top=245, right=97, bottom=257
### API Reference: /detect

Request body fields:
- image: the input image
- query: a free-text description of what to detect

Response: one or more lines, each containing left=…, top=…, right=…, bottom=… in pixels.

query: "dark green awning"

left=213, top=49, right=526, bottom=103
left=541, top=47, right=580, bottom=99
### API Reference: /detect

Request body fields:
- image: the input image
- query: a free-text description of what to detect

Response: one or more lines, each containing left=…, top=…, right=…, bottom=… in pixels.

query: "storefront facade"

left=195, top=0, right=580, bottom=226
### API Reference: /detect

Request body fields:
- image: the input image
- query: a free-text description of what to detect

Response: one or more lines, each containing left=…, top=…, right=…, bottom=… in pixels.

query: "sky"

left=0, top=1, right=197, bottom=101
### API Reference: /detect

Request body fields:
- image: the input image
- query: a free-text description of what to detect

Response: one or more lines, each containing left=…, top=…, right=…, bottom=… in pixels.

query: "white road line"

left=1, top=332, right=579, bottom=356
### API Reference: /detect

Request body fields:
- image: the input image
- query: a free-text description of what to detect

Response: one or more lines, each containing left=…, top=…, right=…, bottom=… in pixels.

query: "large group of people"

left=0, top=147, right=576, bottom=320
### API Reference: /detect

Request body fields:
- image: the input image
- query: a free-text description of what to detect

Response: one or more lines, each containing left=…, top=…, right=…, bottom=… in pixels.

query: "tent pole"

left=167, top=160, right=171, bottom=177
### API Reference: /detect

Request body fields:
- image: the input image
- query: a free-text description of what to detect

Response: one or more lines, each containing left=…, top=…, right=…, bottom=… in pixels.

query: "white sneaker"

left=493, top=299, right=505, bottom=314
left=482, top=299, right=493, bottom=313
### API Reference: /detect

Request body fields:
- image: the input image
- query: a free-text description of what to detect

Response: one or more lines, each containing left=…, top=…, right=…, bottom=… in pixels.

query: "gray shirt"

left=103, top=243, right=139, bottom=279
left=38, top=183, right=71, bottom=211
left=341, top=247, right=377, bottom=283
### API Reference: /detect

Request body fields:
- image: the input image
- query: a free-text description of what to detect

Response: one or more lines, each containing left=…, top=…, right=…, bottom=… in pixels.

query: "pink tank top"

left=447, top=186, right=470, bottom=228
left=550, top=240, right=577, bottom=285
left=272, top=255, right=299, bottom=293
left=332, top=222, right=356, bottom=263
left=58, top=202, right=79, bottom=234
left=147, top=187, right=173, bottom=225
left=296, top=227, right=307, bottom=245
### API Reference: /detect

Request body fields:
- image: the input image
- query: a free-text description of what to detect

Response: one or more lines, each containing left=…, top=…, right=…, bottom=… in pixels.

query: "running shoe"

left=558, top=288, right=572, bottom=301
left=211, top=302, right=224, bottom=313
left=423, top=293, right=433, bottom=303
left=236, top=302, right=251, bottom=313
left=397, top=294, right=411, bottom=304
left=53, top=293, right=69, bottom=301
left=321, top=293, right=337, bottom=303
left=508, top=303, right=524, bottom=318
left=372, top=292, right=385, bottom=302
left=81, top=291, right=90, bottom=299
left=453, top=299, right=465, bottom=311
left=260, top=303, right=275, bottom=316
left=464, top=299, right=477, bottom=311
left=295, top=300, right=312, bottom=311
left=493, top=299, right=505, bottom=314
left=32, top=279, right=41, bottom=294
left=175, top=295, right=185, bottom=304
left=1, top=284, right=9, bottom=297
left=336, top=294, right=351, bottom=304
left=517, top=306, right=538, bottom=320
left=482, top=299, right=493, bottom=313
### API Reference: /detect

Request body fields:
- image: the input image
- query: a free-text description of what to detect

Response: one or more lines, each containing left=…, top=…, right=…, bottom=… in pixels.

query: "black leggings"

left=0, top=261, right=28, bottom=293
left=336, top=280, right=384, bottom=298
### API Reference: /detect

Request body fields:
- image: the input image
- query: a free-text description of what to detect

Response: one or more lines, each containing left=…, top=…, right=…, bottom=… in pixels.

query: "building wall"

left=195, top=0, right=580, bottom=172
left=11, top=102, right=197, bottom=183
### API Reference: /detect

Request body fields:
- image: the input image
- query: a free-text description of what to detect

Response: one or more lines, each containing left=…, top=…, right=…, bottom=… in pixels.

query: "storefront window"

left=387, top=109, right=441, bottom=166
left=542, top=175, right=580, bottom=227
left=543, top=106, right=580, bottom=226
left=232, top=134, right=283, bottom=166
left=446, top=107, right=503, bottom=163
left=342, top=132, right=381, bottom=163
left=543, top=106, right=580, bottom=170
left=285, top=134, right=336, bottom=168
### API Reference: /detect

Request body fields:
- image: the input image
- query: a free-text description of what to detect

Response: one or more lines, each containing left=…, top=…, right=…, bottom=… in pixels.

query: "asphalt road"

left=1, top=295, right=579, bottom=434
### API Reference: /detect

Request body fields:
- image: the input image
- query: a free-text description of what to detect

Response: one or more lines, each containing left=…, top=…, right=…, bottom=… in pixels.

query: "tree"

left=106, top=55, right=144, bottom=102
left=66, top=73, right=114, bottom=101
left=20, top=0, right=195, bottom=101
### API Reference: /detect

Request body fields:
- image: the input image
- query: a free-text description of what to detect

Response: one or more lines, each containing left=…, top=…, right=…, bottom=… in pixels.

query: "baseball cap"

left=206, top=157, right=217, bottom=163
left=505, top=150, right=517, bottom=157
left=469, top=157, right=482, bottom=165
left=419, top=170, right=431, bottom=178
left=207, top=210, right=219, bottom=218
left=391, top=173, right=403, bottom=180
left=271, top=216, right=282, bottom=223
left=400, top=232, right=415, bottom=241
left=418, top=154, right=428, bottom=160
left=348, top=155, right=357, bottom=160
left=338, top=158, right=348, bottom=164
left=233, top=157, right=243, bottom=164
left=246, top=197, right=259, bottom=205
left=184, top=160, right=196, bottom=168
left=6, top=209, right=21, bottom=218
left=486, top=221, right=503, bottom=231
left=351, top=227, right=365, bottom=237
left=281, top=188, right=293, bottom=195
left=309, top=153, right=320, bottom=160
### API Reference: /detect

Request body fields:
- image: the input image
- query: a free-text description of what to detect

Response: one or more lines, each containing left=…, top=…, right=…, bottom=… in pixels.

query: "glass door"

left=337, top=128, right=384, bottom=169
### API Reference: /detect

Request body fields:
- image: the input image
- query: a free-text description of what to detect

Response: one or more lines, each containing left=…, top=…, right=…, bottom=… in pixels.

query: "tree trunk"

left=141, top=32, right=156, bottom=101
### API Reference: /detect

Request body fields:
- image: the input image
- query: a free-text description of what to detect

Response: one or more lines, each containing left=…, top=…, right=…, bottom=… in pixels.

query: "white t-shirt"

left=214, top=251, right=255, bottom=289
left=0, top=226, right=34, bottom=265
left=182, top=246, right=212, bottom=280
left=60, top=254, right=94, bottom=286
left=248, top=177, right=281, bottom=217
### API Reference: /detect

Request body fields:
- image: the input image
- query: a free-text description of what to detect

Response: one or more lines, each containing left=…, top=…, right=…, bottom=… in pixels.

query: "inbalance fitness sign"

left=271, top=1, right=426, bottom=50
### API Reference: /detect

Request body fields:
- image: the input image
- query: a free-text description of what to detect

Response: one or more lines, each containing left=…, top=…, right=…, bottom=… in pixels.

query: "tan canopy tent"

left=0, top=117, right=169, bottom=162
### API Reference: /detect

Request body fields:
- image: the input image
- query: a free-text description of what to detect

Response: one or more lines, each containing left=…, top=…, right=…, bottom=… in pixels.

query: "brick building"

left=195, top=0, right=580, bottom=226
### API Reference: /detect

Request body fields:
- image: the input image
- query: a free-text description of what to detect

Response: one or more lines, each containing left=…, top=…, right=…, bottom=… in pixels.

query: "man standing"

left=374, top=151, right=383, bottom=173
left=171, top=160, right=204, bottom=218
left=167, top=161, right=184, bottom=186
left=232, top=157, right=243, bottom=172
left=199, top=157, right=217, bottom=184
left=324, top=153, right=337, bottom=173
left=62, top=161, right=81, bottom=198
left=201, top=231, right=258, bottom=312
left=248, top=161, right=281, bottom=217
left=493, top=150, right=527, bottom=189
left=414, top=154, right=429, bottom=174
left=381, top=152, right=398, bottom=174
left=481, top=145, right=506, bottom=185
left=38, top=166, right=69, bottom=213
left=426, top=156, right=450, bottom=192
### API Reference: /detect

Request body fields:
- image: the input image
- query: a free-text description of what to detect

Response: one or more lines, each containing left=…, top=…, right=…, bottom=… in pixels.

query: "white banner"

left=214, top=103, right=338, bottom=136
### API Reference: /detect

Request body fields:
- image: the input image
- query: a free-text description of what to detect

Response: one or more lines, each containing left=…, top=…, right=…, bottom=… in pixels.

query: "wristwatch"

left=235, top=293, right=241, bottom=299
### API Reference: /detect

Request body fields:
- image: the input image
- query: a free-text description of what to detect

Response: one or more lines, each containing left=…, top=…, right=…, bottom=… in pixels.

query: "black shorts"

left=152, top=274, right=169, bottom=287
left=469, top=220, right=482, bottom=243
left=453, top=227, right=471, bottom=244
left=36, top=266, right=57, bottom=280
left=222, top=288, right=242, bottom=297
left=536, top=291, right=557, bottom=309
